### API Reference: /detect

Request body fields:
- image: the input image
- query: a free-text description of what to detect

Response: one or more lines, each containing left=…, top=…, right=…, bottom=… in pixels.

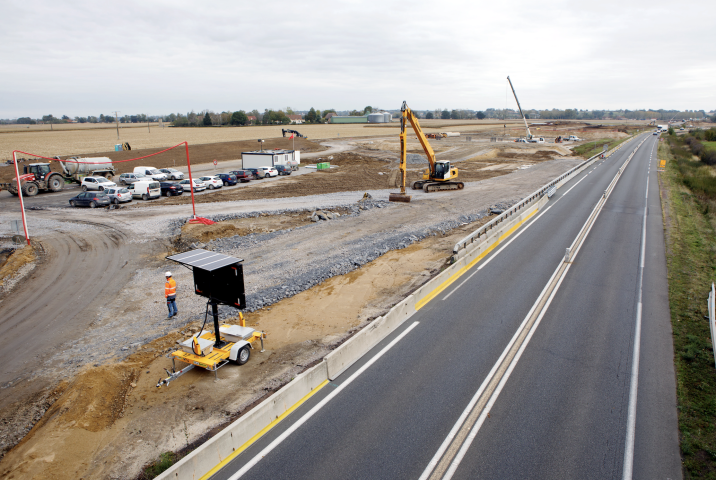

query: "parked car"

left=274, top=165, right=292, bottom=176
left=159, top=168, right=184, bottom=180
left=118, top=172, right=147, bottom=185
left=69, top=191, right=111, bottom=208
left=105, top=187, right=132, bottom=204
left=216, top=173, right=238, bottom=186
left=259, top=166, right=278, bottom=178
left=133, top=166, right=167, bottom=181
left=128, top=180, right=161, bottom=200
left=244, top=168, right=265, bottom=179
left=199, top=176, right=223, bottom=190
left=159, top=181, right=184, bottom=196
left=178, top=178, right=207, bottom=192
left=229, top=170, right=253, bottom=183
left=81, top=176, right=117, bottom=191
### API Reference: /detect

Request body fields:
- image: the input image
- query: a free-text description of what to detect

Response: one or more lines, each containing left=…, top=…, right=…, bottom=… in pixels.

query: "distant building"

left=324, top=113, right=336, bottom=121
left=329, top=115, right=368, bottom=124
left=287, top=114, right=303, bottom=124
left=247, top=115, right=257, bottom=122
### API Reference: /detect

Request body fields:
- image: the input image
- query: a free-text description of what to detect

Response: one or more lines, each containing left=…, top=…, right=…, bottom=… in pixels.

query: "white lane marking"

left=227, top=321, right=420, bottom=479
left=621, top=170, right=649, bottom=480
left=441, top=164, right=597, bottom=302
left=443, top=259, right=572, bottom=480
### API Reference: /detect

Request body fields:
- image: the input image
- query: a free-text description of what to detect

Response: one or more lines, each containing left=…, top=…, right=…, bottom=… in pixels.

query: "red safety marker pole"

left=184, top=142, right=197, bottom=219
left=12, top=151, right=31, bottom=246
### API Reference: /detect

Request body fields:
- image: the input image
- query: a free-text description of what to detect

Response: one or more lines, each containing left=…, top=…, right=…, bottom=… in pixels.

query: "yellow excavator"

left=389, top=101, right=464, bottom=203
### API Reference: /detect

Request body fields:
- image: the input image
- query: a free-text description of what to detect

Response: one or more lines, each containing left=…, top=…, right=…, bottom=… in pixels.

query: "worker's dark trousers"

left=167, top=297, right=178, bottom=317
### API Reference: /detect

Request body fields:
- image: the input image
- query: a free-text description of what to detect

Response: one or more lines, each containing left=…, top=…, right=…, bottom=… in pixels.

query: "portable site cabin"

left=241, top=149, right=300, bottom=169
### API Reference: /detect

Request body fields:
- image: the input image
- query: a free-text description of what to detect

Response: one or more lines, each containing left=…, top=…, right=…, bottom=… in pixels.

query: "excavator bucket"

left=389, top=192, right=411, bottom=203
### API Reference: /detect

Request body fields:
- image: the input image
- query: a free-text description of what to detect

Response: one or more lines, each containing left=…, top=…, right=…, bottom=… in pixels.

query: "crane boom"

left=507, top=76, right=532, bottom=140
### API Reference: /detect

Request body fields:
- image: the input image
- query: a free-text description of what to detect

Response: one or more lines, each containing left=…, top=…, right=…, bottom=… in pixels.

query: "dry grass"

left=0, top=124, right=402, bottom=160
left=0, top=245, right=36, bottom=287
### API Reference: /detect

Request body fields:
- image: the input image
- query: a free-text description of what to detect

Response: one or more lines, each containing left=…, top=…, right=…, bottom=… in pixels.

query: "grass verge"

left=659, top=136, right=716, bottom=479
left=572, top=136, right=631, bottom=158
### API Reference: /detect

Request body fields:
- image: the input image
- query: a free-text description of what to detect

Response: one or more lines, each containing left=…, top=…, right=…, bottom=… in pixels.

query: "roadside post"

left=213, top=159, right=217, bottom=170
left=11, top=151, right=30, bottom=245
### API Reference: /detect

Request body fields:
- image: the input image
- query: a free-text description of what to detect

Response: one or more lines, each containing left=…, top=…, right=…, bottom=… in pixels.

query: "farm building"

left=241, top=149, right=300, bottom=169
left=287, top=115, right=303, bottom=124
left=329, top=116, right=368, bottom=124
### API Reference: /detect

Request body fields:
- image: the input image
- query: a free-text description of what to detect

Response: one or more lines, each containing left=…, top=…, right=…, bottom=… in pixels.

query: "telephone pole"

left=113, top=111, right=120, bottom=140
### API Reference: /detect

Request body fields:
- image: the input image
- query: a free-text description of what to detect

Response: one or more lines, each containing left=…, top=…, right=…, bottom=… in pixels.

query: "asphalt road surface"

left=212, top=133, right=681, bottom=480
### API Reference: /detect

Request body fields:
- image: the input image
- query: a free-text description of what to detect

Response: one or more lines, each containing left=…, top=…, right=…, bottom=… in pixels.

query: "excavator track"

left=422, top=181, right=464, bottom=193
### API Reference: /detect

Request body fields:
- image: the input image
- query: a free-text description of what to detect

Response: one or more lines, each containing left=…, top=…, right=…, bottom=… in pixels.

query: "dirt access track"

left=0, top=129, right=606, bottom=479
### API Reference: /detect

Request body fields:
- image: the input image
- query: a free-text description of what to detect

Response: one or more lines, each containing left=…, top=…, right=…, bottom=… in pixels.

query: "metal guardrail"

left=709, top=283, right=716, bottom=368
left=452, top=134, right=641, bottom=255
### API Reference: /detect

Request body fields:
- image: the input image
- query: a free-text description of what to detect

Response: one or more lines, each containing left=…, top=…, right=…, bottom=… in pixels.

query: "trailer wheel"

left=235, top=346, right=250, bottom=365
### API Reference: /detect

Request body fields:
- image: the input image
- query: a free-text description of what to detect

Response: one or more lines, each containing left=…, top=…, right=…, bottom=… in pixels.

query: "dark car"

left=229, top=170, right=253, bottom=183
left=244, top=168, right=266, bottom=180
left=274, top=165, right=292, bottom=176
left=69, top=191, right=111, bottom=208
left=216, top=173, right=238, bottom=186
left=160, top=181, right=184, bottom=196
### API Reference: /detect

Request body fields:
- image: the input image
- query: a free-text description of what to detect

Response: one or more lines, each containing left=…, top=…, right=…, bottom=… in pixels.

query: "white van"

left=128, top=180, right=161, bottom=200
left=133, top=166, right=167, bottom=181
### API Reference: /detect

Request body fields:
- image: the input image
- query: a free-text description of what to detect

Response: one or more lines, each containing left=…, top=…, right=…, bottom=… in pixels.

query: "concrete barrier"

left=158, top=134, right=646, bottom=480
left=158, top=361, right=328, bottom=479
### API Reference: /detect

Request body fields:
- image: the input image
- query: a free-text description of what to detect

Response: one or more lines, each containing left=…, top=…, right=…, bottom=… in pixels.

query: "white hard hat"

left=165, top=271, right=172, bottom=277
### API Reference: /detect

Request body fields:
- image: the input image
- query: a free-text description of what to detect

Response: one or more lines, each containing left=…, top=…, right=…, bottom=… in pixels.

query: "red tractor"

left=1, top=163, right=65, bottom=196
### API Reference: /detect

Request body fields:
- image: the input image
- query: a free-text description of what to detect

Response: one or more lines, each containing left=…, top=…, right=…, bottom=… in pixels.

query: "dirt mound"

left=0, top=245, right=36, bottom=287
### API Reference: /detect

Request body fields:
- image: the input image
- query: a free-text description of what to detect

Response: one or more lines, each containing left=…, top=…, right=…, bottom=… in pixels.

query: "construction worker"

left=165, top=272, right=178, bottom=318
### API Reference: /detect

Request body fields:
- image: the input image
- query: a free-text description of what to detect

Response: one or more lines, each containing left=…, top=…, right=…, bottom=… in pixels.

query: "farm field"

left=0, top=118, right=649, bottom=160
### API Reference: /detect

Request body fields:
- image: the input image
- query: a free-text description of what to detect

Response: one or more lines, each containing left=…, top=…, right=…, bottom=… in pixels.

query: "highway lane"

left=212, top=134, right=679, bottom=479
left=446, top=135, right=680, bottom=479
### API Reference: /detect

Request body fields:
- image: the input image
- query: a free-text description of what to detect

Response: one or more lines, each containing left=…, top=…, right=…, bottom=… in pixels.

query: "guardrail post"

left=564, top=247, right=571, bottom=262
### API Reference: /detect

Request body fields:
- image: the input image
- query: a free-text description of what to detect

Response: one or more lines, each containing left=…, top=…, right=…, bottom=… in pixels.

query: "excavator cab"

left=434, top=161, right=450, bottom=180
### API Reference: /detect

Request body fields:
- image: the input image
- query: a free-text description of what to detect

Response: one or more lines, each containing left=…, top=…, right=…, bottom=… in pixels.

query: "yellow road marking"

left=199, top=379, right=330, bottom=480
left=415, top=209, right=538, bottom=311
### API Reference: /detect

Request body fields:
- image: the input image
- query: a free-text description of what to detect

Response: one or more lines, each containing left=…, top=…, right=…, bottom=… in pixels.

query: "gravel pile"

left=208, top=199, right=514, bottom=312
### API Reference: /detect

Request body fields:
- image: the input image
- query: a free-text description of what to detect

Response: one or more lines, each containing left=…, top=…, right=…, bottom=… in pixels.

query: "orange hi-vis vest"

left=165, top=278, right=177, bottom=298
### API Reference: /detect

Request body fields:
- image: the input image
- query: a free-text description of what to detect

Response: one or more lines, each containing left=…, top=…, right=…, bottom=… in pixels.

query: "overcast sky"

left=1, top=0, right=714, bottom=118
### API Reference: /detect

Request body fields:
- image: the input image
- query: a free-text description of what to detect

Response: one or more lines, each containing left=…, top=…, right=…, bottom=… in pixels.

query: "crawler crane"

left=389, top=101, right=464, bottom=203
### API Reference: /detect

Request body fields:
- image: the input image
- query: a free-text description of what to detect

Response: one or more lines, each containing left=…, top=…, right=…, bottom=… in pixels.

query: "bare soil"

left=0, top=222, right=485, bottom=480
left=0, top=244, right=36, bottom=287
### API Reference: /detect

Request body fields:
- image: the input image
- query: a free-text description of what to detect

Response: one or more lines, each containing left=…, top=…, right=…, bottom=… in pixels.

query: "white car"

left=160, top=168, right=184, bottom=180
left=199, top=176, right=223, bottom=190
left=81, top=176, right=117, bottom=191
left=179, top=178, right=207, bottom=192
left=104, top=187, right=132, bottom=204
left=259, top=166, right=278, bottom=177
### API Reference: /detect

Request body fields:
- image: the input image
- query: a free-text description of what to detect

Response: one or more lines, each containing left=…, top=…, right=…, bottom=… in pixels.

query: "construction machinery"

left=507, top=76, right=538, bottom=143
left=157, top=249, right=267, bottom=387
left=389, top=101, right=464, bottom=203
left=282, top=128, right=306, bottom=138
left=0, top=163, right=65, bottom=196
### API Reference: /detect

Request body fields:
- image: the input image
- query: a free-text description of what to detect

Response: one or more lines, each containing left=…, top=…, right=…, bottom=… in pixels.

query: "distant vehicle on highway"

left=81, top=176, right=117, bottom=191
left=199, top=176, right=223, bottom=190
left=515, top=138, right=528, bottom=143
left=69, top=191, right=111, bottom=208
left=159, top=168, right=184, bottom=180
left=128, top=180, right=161, bottom=200
left=259, top=167, right=278, bottom=178
left=216, top=173, right=238, bottom=186
left=275, top=165, right=292, bottom=176
left=133, top=166, right=167, bottom=181
left=118, top=172, right=147, bottom=185
left=244, top=168, right=265, bottom=179
left=178, top=178, right=207, bottom=192
left=105, top=187, right=132, bottom=204
left=159, top=182, right=184, bottom=196
left=653, top=131, right=659, bottom=135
